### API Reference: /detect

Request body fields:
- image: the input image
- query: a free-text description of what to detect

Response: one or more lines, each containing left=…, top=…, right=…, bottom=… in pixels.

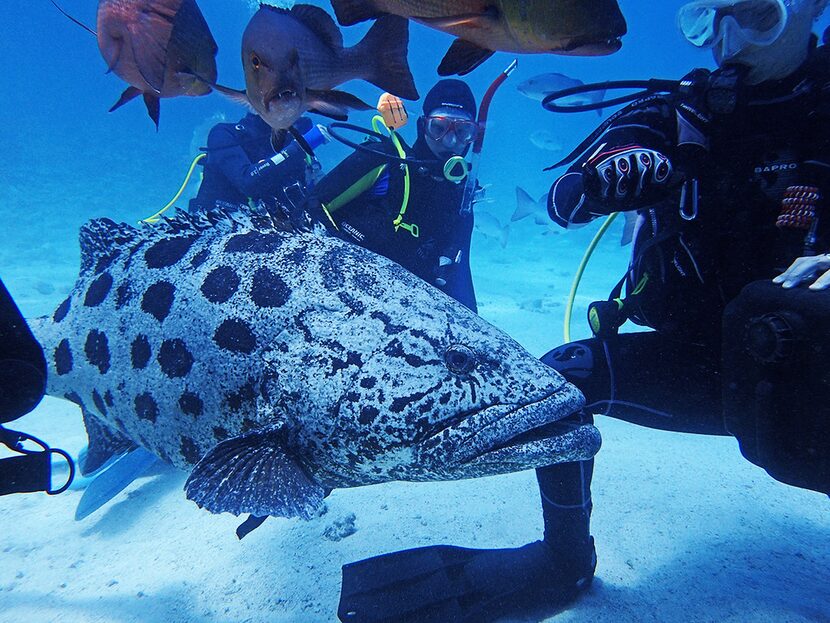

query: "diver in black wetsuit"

left=337, top=2, right=830, bottom=622
left=304, top=79, right=479, bottom=311
left=190, top=113, right=324, bottom=217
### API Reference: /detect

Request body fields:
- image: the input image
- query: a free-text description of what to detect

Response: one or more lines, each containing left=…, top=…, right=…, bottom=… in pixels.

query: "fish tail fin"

left=512, top=186, right=538, bottom=222
left=352, top=15, right=419, bottom=100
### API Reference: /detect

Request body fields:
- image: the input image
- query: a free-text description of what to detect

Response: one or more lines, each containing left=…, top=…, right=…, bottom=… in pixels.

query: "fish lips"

left=556, top=34, right=623, bottom=56
left=422, top=382, right=599, bottom=471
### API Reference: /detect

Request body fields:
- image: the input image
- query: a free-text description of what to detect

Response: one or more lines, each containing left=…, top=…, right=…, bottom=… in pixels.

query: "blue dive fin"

left=74, top=447, right=158, bottom=521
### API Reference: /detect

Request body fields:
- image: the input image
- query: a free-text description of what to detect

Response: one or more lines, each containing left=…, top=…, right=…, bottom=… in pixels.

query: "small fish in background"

left=517, top=72, right=606, bottom=116
left=216, top=4, right=418, bottom=131
left=327, top=0, right=627, bottom=75
left=512, top=186, right=550, bottom=226
left=529, top=129, right=564, bottom=153
left=96, top=0, right=219, bottom=128
left=475, top=211, right=510, bottom=248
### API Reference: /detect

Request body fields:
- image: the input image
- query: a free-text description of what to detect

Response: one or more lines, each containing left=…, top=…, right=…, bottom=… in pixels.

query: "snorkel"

left=459, top=59, right=518, bottom=215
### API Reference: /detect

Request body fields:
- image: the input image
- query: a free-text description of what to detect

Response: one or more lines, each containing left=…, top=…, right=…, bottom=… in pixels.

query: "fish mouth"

left=264, top=88, right=299, bottom=111
left=556, top=34, right=623, bottom=56
left=421, top=383, right=598, bottom=470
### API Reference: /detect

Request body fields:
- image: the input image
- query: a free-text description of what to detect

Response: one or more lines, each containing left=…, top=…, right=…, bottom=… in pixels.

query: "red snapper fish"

left=97, top=0, right=219, bottom=127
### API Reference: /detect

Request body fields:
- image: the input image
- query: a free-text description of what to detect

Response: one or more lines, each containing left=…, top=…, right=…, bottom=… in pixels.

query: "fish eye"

left=250, top=53, right=261, bottom=69
left=445, top=344, right=476, bottom=375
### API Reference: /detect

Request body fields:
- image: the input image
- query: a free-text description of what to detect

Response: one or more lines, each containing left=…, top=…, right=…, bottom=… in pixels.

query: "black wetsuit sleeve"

left=205, top=124, right=286, bottom=199
left=548, top=100, right=676, bottom=228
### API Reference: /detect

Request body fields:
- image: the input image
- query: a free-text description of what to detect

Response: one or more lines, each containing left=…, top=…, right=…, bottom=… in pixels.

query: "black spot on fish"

left=131, top=335, right=151, bottom=370
left=224, top=231, right=282, bottom=254
left=212, top=426, right=230, bottom=442
left=64, top=391, right=85, bottom=410
left=104, top=390, right=114, bottom=407
left=179, top=392, right=203, bottom=417
left=190, top=248, right=210, bottom=268
left=337, top=291, right=365, bottom=315
left=180, top=436, right=201, bottom=464
left=250, top=267, right=291, bottom=308
left=214, top=319, right=256, bottom=354
left=92, top=390, right=107, bottom=416
left=84, top=272, right=113, bottom=307
left=330, top=352, right=363, bottom=376
left=241, top=417, right=258, bottom=433
left=226, top=381, right=256, bottom=411
left=142, top=281, right=175, bottom=322
left=85, top=330, right=110, bottom=374
left=439, top=392, right=451, bottom=405
left=321, top=251, right=345, bottom=289
left=391, top=389, right=429, bottom=414
left=371, top=311, right=408, bottom=335
left=95, top=250, right=121, bottom=275
left=384, top=339, right=432, bottom=367
left=200, top=266, right=240, bottom=303
left=358, top=405, right=380, bottom=425
left=54, top=339, right=73, bottom=375
left=115, top=283, right=132, bottom=309
left=145, top=236, right=197, bottom=269
left=157, top=339, right=194, bottom=378
left=418, top=397, right=435, bottom=415
left=53, top=297, right=71, bottom=323
left=135, top=393, right=158, bottom=423
left=360, top=376, right=376, bottom=390
left=353, top=271, right=379, bottom=294
left=286, top=247, right=306, bottom=265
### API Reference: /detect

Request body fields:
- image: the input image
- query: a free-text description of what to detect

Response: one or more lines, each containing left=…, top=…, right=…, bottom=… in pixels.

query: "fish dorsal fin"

left=184, top=426, right=326, bottom=519
left=80, top=410, right=135, bottom=476
left=77, top=206, right=287, bottom=275
left=290, top=4, right=343, bottom=50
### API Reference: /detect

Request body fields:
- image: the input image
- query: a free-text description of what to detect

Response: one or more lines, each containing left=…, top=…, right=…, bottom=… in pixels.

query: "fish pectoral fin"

left=126, top=2, right=177, bottom=93
left=437, top=39, right=495, bottom=77
left=108, top=86, right=143, bottom=113
left=329, top=0, right=385, bottom=26
left=75, top=447, right=159, bottom=521
left=79, top=410, right=135, bottom=476
left=213, top=83, right=256, bottom=111
left=143, top=93, right=161, bottom=130
left=184, top=427, right=325, bottom=520
left=307, top=89, right=372, bottom=121
left=414, top=7, right=499, bottom=30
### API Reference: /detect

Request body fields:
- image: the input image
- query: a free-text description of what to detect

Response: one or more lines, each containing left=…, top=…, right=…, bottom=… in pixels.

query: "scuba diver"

left=302, top=79, right=480, bottom=311
left=0, top=278, right=73, bottom=497
left=189, top=112, right=327, bottom=218
left=337, top=1, right=830, bottom=622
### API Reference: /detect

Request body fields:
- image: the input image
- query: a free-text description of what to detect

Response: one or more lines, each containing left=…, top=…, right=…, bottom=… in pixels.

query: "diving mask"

left=679, top=0, right=788, bottom=52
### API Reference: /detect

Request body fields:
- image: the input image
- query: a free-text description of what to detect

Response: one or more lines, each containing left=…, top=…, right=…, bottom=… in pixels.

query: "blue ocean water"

left=1, top=1, right=829, bottom=622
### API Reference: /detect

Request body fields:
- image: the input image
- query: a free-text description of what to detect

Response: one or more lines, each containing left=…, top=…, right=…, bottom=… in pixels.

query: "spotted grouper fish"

left=31, top=207, right=599, bottom=520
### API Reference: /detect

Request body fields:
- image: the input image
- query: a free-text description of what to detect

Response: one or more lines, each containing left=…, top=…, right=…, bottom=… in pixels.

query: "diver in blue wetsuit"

left=190, top=113, right=324, bottom=218
left=304, top=80, right=479, bottom=311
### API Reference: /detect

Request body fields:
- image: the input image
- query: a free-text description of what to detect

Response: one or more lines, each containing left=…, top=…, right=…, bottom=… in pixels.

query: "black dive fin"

left=80, top=410, right=134, bottom=476
left=236, top=514, right=268, bottom=539
left=184, top=427, right=325, bottom=519
left=437, top=39, right=495, bottom=76
left=338, top=541, right=590, bottom=623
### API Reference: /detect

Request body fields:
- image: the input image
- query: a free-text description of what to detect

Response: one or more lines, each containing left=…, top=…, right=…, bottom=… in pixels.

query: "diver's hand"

left=773, top=254, right=830, bottom=290
left=583, top=144, right=672, bottom=205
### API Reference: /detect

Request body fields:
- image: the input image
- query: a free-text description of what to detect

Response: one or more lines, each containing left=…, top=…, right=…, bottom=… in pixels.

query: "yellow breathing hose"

left=563, top=213, right=619, bottom=343
left=140, top=153, right=207, bottom=224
